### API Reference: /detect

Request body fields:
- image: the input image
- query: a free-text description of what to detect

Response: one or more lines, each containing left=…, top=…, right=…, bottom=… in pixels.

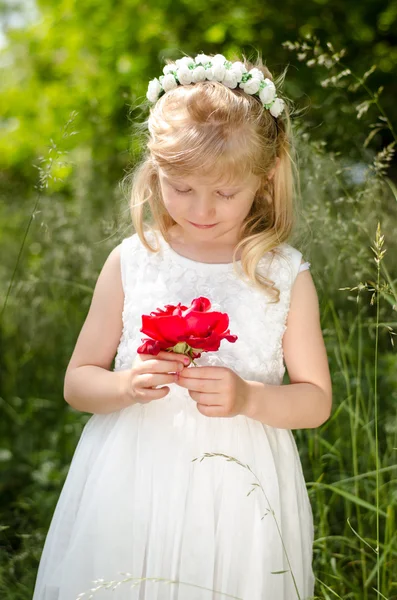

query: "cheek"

left=162, top=194, right=182, bottom=216
left=241, top=196, right=256, bottom=216
left=230, top=198, right=252, bottom=220
left=159, top=187, right=178, bottom=211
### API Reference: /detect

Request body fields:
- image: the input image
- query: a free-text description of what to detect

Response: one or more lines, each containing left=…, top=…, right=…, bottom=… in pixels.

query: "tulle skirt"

left=32, top=385, right=315, bottom=600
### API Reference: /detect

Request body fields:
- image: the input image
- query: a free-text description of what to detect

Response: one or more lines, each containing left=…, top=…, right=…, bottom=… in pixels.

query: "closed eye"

left=173, top=187, right=235, bottom=199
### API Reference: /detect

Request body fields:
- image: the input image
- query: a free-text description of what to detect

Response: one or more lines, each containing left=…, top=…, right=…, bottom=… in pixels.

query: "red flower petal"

left=141, top=315, right=189, bottom=343
left=184, top=311, right=229, bottom=337
left=140, top=315, right=169, bottom=342
left=191, top=297, right=212, bottom=312
left=224, top=333, right=238, bottom=343
left=136, top=338, right=162, bottom=355
left=185, top=332, right=222, bottom=351
left=150, top=302, right=188, bottom=317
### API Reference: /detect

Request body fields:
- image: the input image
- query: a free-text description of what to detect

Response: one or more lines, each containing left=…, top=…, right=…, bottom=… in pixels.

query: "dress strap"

left=298, top=261, right=311, bottom=273
left=119, top=234, right=141, bottom=292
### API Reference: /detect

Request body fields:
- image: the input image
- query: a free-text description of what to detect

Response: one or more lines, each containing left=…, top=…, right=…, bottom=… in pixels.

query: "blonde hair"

left=127, top=53, right=299, bottom=303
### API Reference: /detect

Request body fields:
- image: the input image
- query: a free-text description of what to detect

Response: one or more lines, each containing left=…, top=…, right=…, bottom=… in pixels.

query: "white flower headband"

left=146, top=53, right=285, bottom=118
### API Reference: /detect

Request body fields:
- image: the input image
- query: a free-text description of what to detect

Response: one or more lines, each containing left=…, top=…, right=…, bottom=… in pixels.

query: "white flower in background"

left=248, top=67, right=264, bottom=81
left=146, top=78, right=162, bottom=102
left=163, top=64, right=176, bottom=75
left=175, top=56, right=195, bottom=68
left=259, top=80, right=276, bottom=104
left=269, top=97, right=285, bottom=117
left=195, top=53, right=211, bottom=64
left=223, top=70, right=238, bottom=88
left=230, top=61, right=247, bottom=82
left=177, top=66, right=193, bottom=85
left=162, top=73, right=178, bottom=92
left=211, top=54, right=226, bottom=65
left=191, top=65, right=207, bottom=82
left=242, top=77, right=261, bottom=94
left=212, top=63, right=226, bottom=82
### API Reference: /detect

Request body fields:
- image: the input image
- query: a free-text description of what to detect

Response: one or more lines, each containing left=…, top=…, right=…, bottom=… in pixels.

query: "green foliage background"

left=0, top=1, right=396, bottom=598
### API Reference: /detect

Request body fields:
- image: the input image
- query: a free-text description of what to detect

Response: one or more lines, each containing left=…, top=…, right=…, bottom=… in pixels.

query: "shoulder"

left=281, top=244, right=320, bottom=357
left=285, top=242, right=317, bottom=314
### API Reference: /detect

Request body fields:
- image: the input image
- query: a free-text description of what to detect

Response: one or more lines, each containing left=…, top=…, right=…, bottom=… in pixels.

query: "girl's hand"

left=175, top=365, right=250, bottom=417
left=126, top=351, right=190, bottom=405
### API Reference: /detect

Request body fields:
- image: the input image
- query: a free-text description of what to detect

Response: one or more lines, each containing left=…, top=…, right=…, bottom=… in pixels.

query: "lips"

left=189, top=221, right=217, bottom=228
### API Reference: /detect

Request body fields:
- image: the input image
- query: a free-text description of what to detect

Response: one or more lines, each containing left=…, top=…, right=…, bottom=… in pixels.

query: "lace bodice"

left=114, top=229, right=305, bottom=386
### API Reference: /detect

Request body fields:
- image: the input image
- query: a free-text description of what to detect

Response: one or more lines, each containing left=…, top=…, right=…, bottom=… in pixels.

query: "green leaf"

left=307, top=482, right=387, bottom=517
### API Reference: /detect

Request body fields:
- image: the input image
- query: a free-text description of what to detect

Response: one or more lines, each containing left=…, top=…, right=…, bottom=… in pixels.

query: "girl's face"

left=158, top=168, right=262, bottom=243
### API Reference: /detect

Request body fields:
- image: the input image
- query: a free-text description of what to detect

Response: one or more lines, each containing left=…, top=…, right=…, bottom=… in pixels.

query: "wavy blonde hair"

left=127, top=53, right=300, bottom=303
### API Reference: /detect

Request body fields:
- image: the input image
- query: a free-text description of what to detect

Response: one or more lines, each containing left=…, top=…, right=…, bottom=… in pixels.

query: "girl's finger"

left=157, top=351, right=190, bottom=364
left=176, top=375, right=219, bottom=393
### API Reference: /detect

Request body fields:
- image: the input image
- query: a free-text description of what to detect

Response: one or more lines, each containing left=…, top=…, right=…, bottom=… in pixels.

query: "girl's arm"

left=243, top=266, right=332, bottom=429
left=63, top=245, right=132, bottom=414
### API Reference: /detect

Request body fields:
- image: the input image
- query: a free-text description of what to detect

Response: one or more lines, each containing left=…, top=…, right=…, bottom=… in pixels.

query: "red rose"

left=136, top=296, right=237, bottom=363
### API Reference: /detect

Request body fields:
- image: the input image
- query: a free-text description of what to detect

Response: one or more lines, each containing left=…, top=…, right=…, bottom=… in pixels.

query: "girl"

left=33, top=53, right=332, bottom=600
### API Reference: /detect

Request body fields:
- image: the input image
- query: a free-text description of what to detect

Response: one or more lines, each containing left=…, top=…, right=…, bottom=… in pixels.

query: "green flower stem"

left=373, top=225, right=381, bottom=597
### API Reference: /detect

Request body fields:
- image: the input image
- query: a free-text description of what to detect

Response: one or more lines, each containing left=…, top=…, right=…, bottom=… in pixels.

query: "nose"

left=191, top=195, right=216, bottom=221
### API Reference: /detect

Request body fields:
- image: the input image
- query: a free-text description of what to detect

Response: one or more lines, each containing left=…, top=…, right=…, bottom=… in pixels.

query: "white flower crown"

left=146, top=53, right=285, bottom=118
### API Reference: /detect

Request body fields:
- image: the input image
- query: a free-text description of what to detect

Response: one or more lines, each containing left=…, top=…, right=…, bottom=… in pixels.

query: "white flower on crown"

left=162, top=73, right=178, bottom=92
left=212, top=63, right=226, bottom=82
left=163, top=64, right=176, bottom=75
left=230, top=61, right=247, bottom=82
left=147, top=77, right=162, bottom=102
left=204, top=66, right=214, bottom=80
left=241, top=77, right=262, bottom=95
left=191, top=65, right=207, bottom=82
left=195, top=53, right=211, bottom=65
left=270, top=97, right=285, bottom=117
left=223, top=70, right=238, bottom=88
left=259, top=79, right=276, bottom=104
left=177, top=65, right=193, bottom=85
left=211, top=54, right=227, bottom=65
left=175, top=56, right=195, bottom=68
left=248, top=67, right=264, bottom=81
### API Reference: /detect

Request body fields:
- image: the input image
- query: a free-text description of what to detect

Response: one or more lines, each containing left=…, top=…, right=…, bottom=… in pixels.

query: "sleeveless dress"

left=32, top=229, right=315, bottom=600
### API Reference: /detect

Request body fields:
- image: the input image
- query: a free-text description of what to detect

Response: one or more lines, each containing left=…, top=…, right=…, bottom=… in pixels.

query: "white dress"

left=32, top=229, right=315, bottom=600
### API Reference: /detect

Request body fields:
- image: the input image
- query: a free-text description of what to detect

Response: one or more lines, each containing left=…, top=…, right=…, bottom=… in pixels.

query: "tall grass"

left=287, top=35, right=397, bottom=599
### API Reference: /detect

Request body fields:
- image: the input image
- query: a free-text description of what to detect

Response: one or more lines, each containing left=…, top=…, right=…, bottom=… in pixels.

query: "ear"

left=267, top=156, right=280, bottom=181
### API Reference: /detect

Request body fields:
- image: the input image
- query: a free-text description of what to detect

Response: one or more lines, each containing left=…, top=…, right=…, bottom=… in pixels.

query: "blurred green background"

left=1, top=1, right=396, bottom=598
